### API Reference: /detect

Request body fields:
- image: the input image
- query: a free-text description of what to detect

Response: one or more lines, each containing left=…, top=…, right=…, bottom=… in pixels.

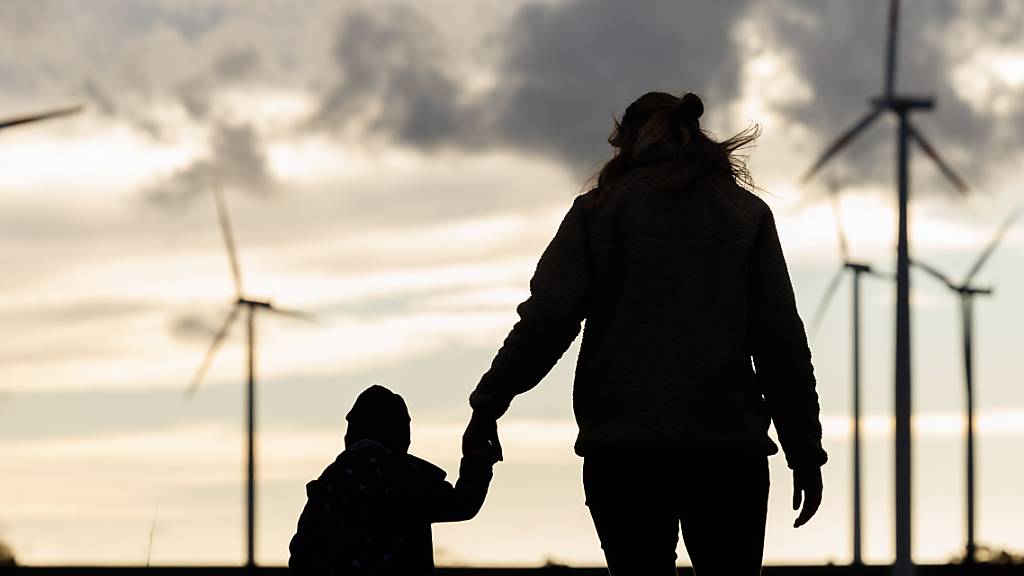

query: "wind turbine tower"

left=910, top=207, right=1021, bottom=564
left=800, top=1, right=972, bottom=573
left=186, top=187, right=311, bottom=569
left=809, top=177, right=892, bottom=565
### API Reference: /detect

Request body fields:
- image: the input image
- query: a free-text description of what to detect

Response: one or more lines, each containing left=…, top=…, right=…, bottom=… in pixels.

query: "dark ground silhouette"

left=0, top=540, right=15, bottom=567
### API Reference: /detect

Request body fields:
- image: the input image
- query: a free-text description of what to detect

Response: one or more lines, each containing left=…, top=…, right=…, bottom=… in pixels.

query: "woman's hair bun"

left=679, top=92, right=704, bottom=123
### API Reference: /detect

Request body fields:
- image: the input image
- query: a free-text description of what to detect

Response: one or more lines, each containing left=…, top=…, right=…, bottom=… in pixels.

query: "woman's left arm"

left=468, top=196, right=593, bottom=421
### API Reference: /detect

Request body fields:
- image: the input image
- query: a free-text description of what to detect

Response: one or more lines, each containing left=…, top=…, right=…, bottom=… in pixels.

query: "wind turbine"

left=809, top=177, right=892, bottom=566
left=186, top=187, right=312, bottom=569
left=800, top=1, right=972, bottom=572
left=909, top=207, right=1021, bottom=565
left=0, top=105, right=82, bottom=132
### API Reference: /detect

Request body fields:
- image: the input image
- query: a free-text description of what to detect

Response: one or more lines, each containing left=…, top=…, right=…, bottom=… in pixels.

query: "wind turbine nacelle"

left=239, top=298, right=273, bottom=309
left=871, top=95, right=935, bottom=112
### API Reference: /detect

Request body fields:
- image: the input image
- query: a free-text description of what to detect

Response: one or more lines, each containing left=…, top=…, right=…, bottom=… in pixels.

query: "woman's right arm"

left=749, top=205, right=828, bottom=470
left=468, top=196, right=593, bottom=420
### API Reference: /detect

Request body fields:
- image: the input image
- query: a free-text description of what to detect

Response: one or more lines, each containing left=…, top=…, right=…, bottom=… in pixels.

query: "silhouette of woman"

left=463, top=91, right=827, bottom=575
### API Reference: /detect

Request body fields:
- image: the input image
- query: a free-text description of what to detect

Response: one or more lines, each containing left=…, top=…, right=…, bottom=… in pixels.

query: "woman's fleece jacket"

left=469, top=160, right=828, bottom=469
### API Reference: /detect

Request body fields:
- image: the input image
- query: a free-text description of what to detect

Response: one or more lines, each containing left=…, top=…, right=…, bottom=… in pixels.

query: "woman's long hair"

left=587, top=91, right=760, bottom=192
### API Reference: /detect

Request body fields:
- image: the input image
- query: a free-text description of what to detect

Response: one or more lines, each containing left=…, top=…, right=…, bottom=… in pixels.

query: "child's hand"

left=464, top=436, right=502, bottom=464
left=463, top=414, right=502, bottom=464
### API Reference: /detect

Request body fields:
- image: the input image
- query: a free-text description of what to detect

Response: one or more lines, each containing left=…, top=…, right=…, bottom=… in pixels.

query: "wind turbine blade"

left=827, top=177, right=850, bottom=262
left=186, top=305, right=242, bottom=397
left=800, top=107, right=883, bottom=184
left=963, top=206, right=1022, bottom=286
left=0, top=105, right=83, bottom=131
left=905, top=121, right=970, bottom=195
left=212, top=186, right=244, bottom=296
left=909, top=257, right=957, bottom=291
left=866, top=268, right=896, bottom=281
left=809, top=268, right=846, bottom=339
left=884, top=0, right=899, bottom=97
left=266, top=305, right=319, bottom=323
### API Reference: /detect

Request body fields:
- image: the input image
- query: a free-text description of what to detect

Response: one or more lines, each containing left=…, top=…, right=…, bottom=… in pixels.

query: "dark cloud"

left=762, top=0, right=1024, bottom=192
left=492, top=0, right=752, bottom=173
left=142, top=123, right=275, bottom=206
left=78, top=46, right=270, bottom=141
left=311, top=4, right=484, bottom=149
left=314, top=0, right=753, bottom=176
left=80, top=79, right=166, bottom=139
left=177, top=50, right=268, bottom=122
left=215, top=49, right=262, bottom=80
left=80, top=81, right=117, bottom=116
left=3, top=1, right=262, bottom=132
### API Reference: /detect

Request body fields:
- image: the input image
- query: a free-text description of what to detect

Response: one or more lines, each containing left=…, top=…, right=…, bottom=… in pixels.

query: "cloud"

left=141, top=123, right=275, bottom=206
left=174, top=49, right=267, bottom=122
left=2, top=3, right=319, bottom=211
left=301, top=0, right=1024, bottom=195
left=0, top=1, right=812, bottom=193
left=2, top=1, right=339, bottom=137
left=310, top=4, right=485, bottom=149
left=491, top=0, right=753, bottom=173
left=0, top=299, right=155, bottom=325
left=311, top=0, right=755, bottom=176
left=79, top=80, right=168, bottom=140
left=8, top=0, right=1022, bottom=195
left=213, top=48, right=261, bottom=80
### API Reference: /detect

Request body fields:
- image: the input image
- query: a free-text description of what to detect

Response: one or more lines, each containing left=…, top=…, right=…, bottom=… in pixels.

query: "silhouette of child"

left=289, top=385, right=499, bottom=575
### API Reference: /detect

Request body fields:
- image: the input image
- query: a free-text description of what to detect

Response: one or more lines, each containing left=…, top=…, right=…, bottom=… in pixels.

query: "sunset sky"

left=2, top=0, right=1023, bottom=567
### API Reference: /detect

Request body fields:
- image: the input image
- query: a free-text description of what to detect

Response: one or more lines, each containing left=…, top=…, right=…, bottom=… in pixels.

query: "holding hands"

left=462, top=411, right=503, bottom=464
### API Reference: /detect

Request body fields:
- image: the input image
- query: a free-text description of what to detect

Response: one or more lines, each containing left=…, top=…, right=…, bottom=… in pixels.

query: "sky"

left=1, top=0, right=1024, bottom=567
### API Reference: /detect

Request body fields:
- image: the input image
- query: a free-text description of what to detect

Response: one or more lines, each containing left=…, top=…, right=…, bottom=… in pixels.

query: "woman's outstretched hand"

left=462, top=411, right=503, bottom=463
left=792, top=465, right=823, bottom=528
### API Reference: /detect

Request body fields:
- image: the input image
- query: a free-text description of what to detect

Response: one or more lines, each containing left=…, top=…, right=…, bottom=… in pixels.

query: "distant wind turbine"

left=0, top=105, right=82, bottom=132
left=799, top=1, right=973, bottom=572
left=186, top=187, right=313, bottom=569
left=909, top=207, right=1021, bottom=564
left=809, top=177, right=892, bottom=566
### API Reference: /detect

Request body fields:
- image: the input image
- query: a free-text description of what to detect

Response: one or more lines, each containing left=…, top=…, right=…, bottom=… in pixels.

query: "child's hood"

left=344, top=385, right=411, bottom=451
left=306, top=440, right=447, bottom=499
